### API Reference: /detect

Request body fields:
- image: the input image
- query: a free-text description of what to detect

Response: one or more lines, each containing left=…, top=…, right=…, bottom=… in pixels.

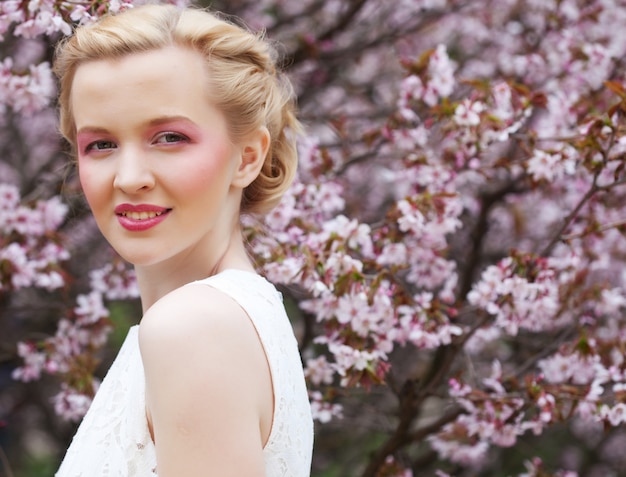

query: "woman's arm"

left=138, top=284, right=273, bottom=477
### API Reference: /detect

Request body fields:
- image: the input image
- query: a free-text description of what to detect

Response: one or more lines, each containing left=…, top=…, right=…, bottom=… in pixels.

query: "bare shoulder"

left=137, top=283, right=271, bottom=476
left=137, top=282, right=268, bottom=392
left=138, top=282, right=253, bottom=349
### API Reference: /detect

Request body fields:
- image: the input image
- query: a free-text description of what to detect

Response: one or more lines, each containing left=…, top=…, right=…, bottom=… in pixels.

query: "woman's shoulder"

left=138, top=277, right=254, bottom=353
left=136, top=276, right=272, bottom=476
left=136, top=270, right=273, bottom=415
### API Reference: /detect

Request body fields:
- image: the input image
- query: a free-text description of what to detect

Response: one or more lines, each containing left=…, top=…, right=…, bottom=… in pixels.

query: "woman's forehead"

left=71, top=47, right=220, bottom=129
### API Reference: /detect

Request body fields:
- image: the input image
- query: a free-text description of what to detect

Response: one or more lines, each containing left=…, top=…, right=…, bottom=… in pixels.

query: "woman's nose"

left=113, top=148, right=155, bottom=193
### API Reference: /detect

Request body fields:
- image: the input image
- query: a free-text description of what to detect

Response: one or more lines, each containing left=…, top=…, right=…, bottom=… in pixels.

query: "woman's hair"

left=54, top=4, right=300, bottom=215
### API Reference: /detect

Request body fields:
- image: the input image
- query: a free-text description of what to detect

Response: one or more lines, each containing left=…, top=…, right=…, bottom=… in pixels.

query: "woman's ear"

left=232, top=127, right=270, bottom=188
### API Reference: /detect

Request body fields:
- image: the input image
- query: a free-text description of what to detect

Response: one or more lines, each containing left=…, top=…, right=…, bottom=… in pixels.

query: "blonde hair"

left=54, top=4, right=300, bottom=215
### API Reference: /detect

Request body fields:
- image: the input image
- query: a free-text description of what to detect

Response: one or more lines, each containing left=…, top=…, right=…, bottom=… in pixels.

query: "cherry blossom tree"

left=3, top=0, right=626, bottom=476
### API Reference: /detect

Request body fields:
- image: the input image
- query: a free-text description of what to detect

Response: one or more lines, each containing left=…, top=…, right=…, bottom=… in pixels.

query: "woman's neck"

left=134, top=226, right=254, bottom=313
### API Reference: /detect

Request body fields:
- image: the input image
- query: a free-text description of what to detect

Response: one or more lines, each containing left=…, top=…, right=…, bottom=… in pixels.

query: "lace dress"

left=56, top=269, right=314, bottom=476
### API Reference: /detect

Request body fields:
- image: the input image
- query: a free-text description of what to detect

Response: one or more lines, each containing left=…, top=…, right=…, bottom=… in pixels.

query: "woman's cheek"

left=172, top=147, right=235, bottom=193
left=78, top=161, right=107, bottom=211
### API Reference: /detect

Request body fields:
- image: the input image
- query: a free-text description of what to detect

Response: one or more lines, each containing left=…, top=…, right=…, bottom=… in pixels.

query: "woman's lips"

left=114, top=204, right=171, bottom=231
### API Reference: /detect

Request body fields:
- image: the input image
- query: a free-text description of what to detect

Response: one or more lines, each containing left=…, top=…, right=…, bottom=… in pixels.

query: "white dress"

left=56, top=269, right=314, bottom=476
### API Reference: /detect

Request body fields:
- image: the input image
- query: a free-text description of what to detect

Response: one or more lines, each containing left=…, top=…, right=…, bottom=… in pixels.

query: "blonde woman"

left=54, top=4, right=313, bottom=476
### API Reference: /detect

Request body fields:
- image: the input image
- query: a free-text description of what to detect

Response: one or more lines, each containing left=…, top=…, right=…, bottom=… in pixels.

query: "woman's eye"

left=86, top=140, right=116, bottom=152
left=154, top=132, right=188, bottom=144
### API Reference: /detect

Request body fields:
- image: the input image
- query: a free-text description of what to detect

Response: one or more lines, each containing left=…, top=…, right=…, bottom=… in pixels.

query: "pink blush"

left=76, top=131, right=107, bottom=157
left=145, top=117, right=203, bottom=140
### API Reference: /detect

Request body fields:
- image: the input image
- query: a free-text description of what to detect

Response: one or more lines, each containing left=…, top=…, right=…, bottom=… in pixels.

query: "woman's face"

left=71, top=46, right=243, bottom=268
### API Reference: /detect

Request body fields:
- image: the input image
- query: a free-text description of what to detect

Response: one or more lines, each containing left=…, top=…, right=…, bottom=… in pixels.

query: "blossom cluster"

left=248, top=0, right=626, bottom=474
left=12, top=259, right=138, bottom=420
left=0, top=1, right=135, bottom=115
left=0, top=183, right=68, bottom=291
left=0, top=182, right=134, bottom=420
left=0, top=0, right=134, bottom=40
left=2, top=185, right=138, bottom=421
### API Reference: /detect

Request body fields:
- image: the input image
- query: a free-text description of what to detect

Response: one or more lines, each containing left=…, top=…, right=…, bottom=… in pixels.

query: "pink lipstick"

left=114, top=203, right=171, bottom=232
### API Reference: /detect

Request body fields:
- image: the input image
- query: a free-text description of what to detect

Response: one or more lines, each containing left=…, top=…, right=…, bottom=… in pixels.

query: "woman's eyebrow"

left=147, top=115, right=196, bottom=127
left=76, top=125, right=110, bottom=135
left=77, top=116, right=198, bottom=136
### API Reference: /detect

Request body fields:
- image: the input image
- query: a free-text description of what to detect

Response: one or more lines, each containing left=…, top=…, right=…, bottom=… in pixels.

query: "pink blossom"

left=51, top=319, right=92, bottom=359
left=539, top=353, right=602, bottom=385
left=491, top=82, right=514, bottom=121
left=297, top=135, right=339, bottom=177
left=38, top=195, right=68, bottom=231
left=482, top=360, right=506, bottom=395
left=467, top=257, right=562, bottom=335
left=600, top=403, right=626, bottom=426
left=397, top=199, right=425, bottom=235
left=381, top=455, right=414, bottom=477
left=262, top=257, right=304, bottom=285
left=448, top=378, right=472, bottom=398
left=454, top=99, right=485, bottom=127
left=305, top=356, right=335, bottom=385
left=322, top=340, right=386, bottom=387
left=34, top=270, right=64, bottom=290
left=52, top=384, right=94, bottom=422
left=68, top=5, right=96, bottom=25
left=325, top=252, right=363, bottom=277
left=596, top=288, right=626, bottom=316
left=429, top=430, right=489, bottom=465
left=335, top=291, right=369, bottom=326
left=0, top=183, right=19, bottom=211
left=89, top=262, right=139, bottom=300
left=8, top=205, right=38, bottom=236
left=526, top=148, right=576, bottom=182
left=11, top=342, right=45, bottom=382
left=426, top=44, right=455, bottom=104
left=376, top=242, right=408, bottom=267
left=398, top=44, right=455, bottom=109
left=398, top=75, right=424, bottom=111
left=38, top=242, right=70, bottom=264
left=491, top=424, right=518, bottom=447
left=321, top=215, right=372, bottom=254
left=309, top=391, right=343, bottom=423
left=575, top=43, right=613, bottom=90
left=405, top=249, right=457, bottom=290
left=0, top=2, right=25, bottom=41
left=396, top=299, right=461, bottom=350
left=406, top=164, right=454, bottom=191
left=1, top=243, right=35, bottom=289
left=390, top=125, right=429, bottom=150
left=265, top=190, right=298, bottom=232
left=0, top=59, right=56, bottom=114
left=74, top=292, right=109, bottom=325
left=0, top=186, right=71, bottom=291
left=518, top=457, right=579, bottom=477
left=537, top=392, right=557, bottom=423
left=464, top=326, right=502, bottom=354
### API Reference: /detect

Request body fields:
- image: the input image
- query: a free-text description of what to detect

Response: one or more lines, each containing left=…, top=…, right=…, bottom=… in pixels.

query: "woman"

left=53, top=4, right=313, bottom=476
